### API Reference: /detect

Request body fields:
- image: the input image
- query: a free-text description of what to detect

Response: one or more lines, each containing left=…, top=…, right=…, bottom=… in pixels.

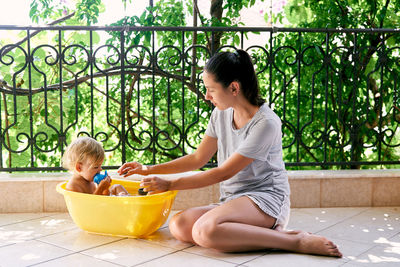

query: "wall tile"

left=0, top=181, right=43, bottom=212
left=44, top=180, right=68, bottom=212
left=289, top=178, right=321, bottom=208
left=321, top=178, right=372, bottom=207
left=373, top=178, right=400, bottom=206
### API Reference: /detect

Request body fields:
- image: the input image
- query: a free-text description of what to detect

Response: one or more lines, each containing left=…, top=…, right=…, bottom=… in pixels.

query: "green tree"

left=261, top=0, right=400, bottom=169
left=0, top=0, right=399, bottom=171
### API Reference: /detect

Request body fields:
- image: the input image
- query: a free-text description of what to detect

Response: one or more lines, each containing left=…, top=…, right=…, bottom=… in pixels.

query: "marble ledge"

left=287, top=169, right=400, bottom=179
left=0, top=169, right=399, bottom=181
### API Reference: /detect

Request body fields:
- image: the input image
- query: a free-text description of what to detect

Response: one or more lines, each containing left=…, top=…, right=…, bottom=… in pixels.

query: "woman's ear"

left=230, top=81, right=240, bottom=96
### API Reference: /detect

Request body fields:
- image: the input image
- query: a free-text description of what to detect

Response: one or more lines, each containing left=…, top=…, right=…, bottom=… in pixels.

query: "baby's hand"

left=98, top=176, right=112, bottom=190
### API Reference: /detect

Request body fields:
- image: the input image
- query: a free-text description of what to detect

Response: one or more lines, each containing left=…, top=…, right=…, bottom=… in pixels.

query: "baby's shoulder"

left=66, top=178, right=92, bottom=194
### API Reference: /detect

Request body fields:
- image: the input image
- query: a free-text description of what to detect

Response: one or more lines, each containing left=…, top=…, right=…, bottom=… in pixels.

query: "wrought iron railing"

left=0, top=25, right=399, bottom=171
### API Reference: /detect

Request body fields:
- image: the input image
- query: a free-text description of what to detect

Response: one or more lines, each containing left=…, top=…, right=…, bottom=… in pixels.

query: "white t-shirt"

left=205, top=103, right=290, bottom=221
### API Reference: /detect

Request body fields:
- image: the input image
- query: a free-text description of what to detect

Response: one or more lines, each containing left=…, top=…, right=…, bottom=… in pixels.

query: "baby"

left=62, top=136, right=129, bottom=196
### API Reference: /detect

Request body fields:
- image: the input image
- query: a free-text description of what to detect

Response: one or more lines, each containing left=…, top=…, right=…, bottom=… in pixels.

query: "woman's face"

left=203, top=71, right=233, bottom=110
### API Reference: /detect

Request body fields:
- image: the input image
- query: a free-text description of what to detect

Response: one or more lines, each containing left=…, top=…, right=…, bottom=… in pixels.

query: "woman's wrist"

left=142, top=165, right=153, bottom=175
left=169, top=178, right=180, bottom=191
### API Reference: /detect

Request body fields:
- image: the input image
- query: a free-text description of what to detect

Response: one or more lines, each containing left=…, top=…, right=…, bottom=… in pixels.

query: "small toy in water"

left=138, top=188, right=148, bottom=195
left=94, top=170, right=108, bottom=184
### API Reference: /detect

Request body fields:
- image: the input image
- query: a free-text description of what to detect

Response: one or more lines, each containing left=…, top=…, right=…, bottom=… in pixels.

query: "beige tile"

left=0, top=181, right=43, bottom=212
left=317, top=207, right=400, bottom=243
left=245, top=251, right=346, bottom=267
left=38, top=228, right=124, bottom=252
left=373, top=178, right=400, bottom=206
left=321, top=178, right=372, bottom=207
left=0, top=214, right=77, bottom=245
left=287, top=207, right=369, bottom=233
left=328, top=237, right=376, bottom=262
left=81, top=238, right=176, bottom=266
left=44, top=180, right=68, bottom=212
left=0, top=213, right=50, bottom=226
left=289, top=178, right=320, bottom=208
left=345, top=244, right=400, bottom=266
left=34, top=253, right=121, bottom=267
left=141, top=227, right=192, bottom=250
left=0, top=240, right=71, bottom=267
left=137, top=251, right=236, bottom=267
left=183, top=245, right=266, bottom=264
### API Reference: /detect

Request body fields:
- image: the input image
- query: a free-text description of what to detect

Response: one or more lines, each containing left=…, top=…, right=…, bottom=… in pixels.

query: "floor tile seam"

left=181, top=249, right=263, bottom=265
left=130, top=247, right=199, bottom=267
left=139, top=239, right=194, bottom=250
left=74, top=251, right=127, bottom=267
left=25, top=251, right=126, bottom=267
left=26, top=224, right=80, bottom=239
left=0, top=225, right=78, bottom=248
left=0, top=214, right=57, bottom=227
left=388, top=230, right=400, bottom=240
left=36, top=235, right=128, bottom=254
left=322, top=235, right=382, bottom=248
left=0, top=242, right=18, bottom=249
left=232, top=251, right=270, bottom=266
left=24, top=250, right=76, bottom=267
left=313, top=207, right=376, bottom=235
left=341, top=244, right=385, bottom=266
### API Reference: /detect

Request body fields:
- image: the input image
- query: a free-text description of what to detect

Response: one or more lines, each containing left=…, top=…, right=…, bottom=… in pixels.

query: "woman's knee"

left=168, top=212, right=194, bottom=242
left=191, top=218, right=218, bottom=248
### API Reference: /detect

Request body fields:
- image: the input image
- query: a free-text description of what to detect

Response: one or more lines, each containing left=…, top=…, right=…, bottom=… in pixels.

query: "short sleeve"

left=236, top=118, right=280, bottom=161
left=205, top=108, right=218, bottom=138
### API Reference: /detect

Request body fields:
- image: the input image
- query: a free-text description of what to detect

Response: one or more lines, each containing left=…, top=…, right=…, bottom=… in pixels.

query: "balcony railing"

left=0, top=25, right=399, bottom=171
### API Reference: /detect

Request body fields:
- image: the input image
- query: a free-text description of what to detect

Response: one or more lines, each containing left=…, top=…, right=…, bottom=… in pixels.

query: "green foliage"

left=1, top=0, right=399, bottom=170
left=262, top=0, right=400, bottom=169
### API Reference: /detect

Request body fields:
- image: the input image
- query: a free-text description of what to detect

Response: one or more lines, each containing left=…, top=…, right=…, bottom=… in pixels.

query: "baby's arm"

left=66, top=180, right=87, bottom=193
left=93, top=176, right=112, bottom=195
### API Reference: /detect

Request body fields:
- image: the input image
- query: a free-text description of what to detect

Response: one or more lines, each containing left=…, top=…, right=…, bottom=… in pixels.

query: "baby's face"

left=80, top=158, right=104, bottom=182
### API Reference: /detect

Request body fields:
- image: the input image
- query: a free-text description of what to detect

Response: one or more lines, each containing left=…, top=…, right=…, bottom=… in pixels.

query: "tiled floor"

left=0, top=207, right=399, bottom=267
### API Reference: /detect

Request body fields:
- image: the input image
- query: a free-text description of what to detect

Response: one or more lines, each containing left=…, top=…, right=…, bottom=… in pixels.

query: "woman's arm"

left=140, top=152, right=254, bottom=194
left=118, top=135, right=218, bottom=176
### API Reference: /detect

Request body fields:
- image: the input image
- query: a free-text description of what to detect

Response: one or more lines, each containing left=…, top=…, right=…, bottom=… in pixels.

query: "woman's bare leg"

left=169, top=204, right=216, bottom=243
left=189, top=196, right=342, bottom=257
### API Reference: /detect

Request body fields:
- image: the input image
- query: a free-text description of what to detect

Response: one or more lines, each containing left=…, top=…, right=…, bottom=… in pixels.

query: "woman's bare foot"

left=295, top=231, right=342, bottom=257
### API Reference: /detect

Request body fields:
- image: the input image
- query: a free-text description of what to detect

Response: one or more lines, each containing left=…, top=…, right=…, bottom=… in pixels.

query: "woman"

left=118, top=49, right=342, bottom=257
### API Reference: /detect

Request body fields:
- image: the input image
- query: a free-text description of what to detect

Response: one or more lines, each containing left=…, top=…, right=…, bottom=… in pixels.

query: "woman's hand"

left=117, top=162, right=149, bottom=177
left=140, top=176, right=172, bottom=195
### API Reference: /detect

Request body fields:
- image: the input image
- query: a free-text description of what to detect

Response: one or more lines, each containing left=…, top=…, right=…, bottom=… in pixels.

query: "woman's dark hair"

left=204, top=49, right=265, bottom=106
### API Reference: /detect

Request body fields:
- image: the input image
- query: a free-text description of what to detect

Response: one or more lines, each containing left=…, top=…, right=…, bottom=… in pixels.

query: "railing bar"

left=181, top=30, right=185, bottom=156
left=58, top=29, right=64, bottom=155
left=378, top=33, right=385, bottom=161
left=152, top=29, right=156, bottom=164
left=27, top=29, right=34, bottom=168
left=324, top=32, right=330, bottom=163
left=1, top=25, right=399, bottom=33
left=269, top=31, right=273, bottom=105
left=90, top=30, right=94, bottom=137
left=296, top=31, right=301, bottom=163
left=120, top=30, right=126, bottom=163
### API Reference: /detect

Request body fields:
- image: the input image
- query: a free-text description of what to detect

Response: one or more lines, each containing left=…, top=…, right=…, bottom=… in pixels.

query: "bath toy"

left=93, top=170, right=108, bottom=184
left=138, top=187, right=148, bottom=195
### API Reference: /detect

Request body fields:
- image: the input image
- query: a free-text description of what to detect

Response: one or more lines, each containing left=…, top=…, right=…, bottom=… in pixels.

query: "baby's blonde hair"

left=62, top=136, right=105, bottom=171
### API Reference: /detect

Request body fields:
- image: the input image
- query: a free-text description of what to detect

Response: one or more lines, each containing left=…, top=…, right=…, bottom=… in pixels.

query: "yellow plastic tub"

left=56, top=179, right=177, bottom=238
